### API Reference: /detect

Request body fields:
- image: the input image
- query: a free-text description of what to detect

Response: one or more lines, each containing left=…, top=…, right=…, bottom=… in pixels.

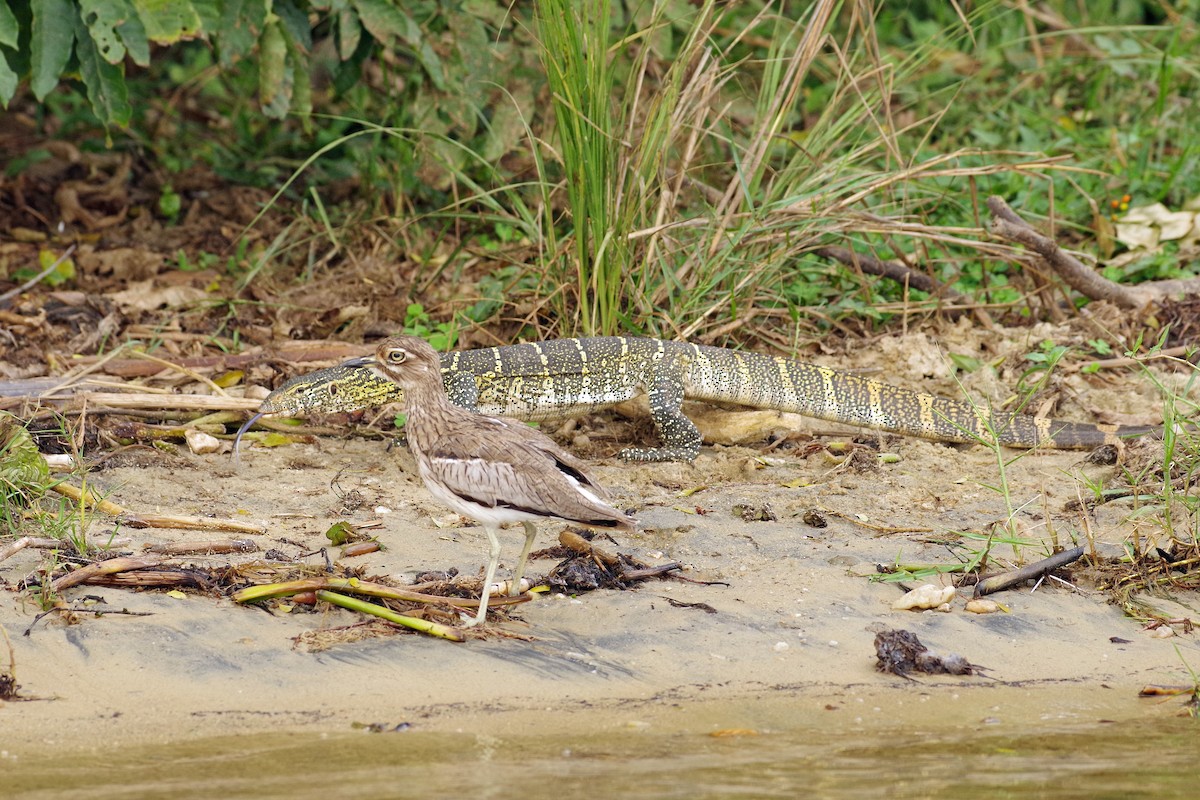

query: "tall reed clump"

left=533, top=0, right=848, bottom=337
left=535, top=0, right=627, bottom=335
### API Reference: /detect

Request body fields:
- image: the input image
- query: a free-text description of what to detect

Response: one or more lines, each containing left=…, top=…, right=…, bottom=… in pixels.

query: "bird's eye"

left=386, top=348, right=407, bottom=364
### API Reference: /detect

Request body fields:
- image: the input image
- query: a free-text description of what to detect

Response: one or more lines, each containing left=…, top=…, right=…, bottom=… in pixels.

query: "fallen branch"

left=815, top=245, right=970, bottom=307
left=0, top=537, right=34, bottom=564
left=0, top=536, right=134, bottom=563
left=1065, top=345, right=1199, bottom=373
left=72, top=393, right=259, bottom=411
left=81, top=568, right=214, bottom=589
left=81, top=342, right=369, bottom=379
left=144, top=539, right=259, bottom=555
left=973, top=545, right=1085, bottom=597
left=986, top=196, right=1200, bottom=309
left=50, top=483, right=266, bottom=533
left=52, top=556, right=164, bottom=593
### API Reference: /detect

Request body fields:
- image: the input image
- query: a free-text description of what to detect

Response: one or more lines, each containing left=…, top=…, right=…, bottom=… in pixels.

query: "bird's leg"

left=467, top=525, right=504, bottom=627
left=509, top=521, right=538, bottom=596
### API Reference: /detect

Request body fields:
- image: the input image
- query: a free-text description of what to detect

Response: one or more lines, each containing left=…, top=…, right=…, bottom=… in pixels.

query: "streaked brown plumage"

left=348, top=335, right=637, bottom=627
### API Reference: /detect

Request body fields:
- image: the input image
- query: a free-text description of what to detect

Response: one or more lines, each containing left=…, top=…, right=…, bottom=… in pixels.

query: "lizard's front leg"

left=619, top=352, right=700, bottom=462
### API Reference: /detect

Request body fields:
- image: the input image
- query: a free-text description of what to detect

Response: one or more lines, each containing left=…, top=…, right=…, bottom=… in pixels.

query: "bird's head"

left=346, top=335, right=441, bottom=390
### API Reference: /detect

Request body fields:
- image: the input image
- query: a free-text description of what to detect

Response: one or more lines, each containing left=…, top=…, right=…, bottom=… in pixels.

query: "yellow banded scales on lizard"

left=255, top=336, right=1156, bottom=463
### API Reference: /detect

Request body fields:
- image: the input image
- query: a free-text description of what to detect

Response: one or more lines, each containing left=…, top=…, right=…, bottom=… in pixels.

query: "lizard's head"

left=258, top=362, right=404, bottom=416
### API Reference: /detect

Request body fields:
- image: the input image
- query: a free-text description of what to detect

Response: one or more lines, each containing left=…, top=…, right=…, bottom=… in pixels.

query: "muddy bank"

left=3, top=432, right=1197, bottom=754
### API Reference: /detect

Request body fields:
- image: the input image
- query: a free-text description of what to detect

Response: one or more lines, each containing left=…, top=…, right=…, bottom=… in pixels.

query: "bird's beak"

left=341, top=355, right=377, bottom=368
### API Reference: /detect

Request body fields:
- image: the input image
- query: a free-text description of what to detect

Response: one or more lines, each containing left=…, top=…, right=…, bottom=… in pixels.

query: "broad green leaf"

left=259, top=18, right=291, bottom=119
left=482, top=78, right=533, bottom=162
left=0, top=52, right=16, bottom=108
left=336, top=7, right=361, bottom=60
left=190, top=0, right=223, bottom=32
left=947, top=352, right=981, bottom=373
left=218, top=0, right=268, bottom=67
left=325, top=521, right=354, bottom=545
left=0, top=2, right=18, bottom=48
left=416, top=39, right=445, bottom=90
left=30, top=0, right=76, bottom=101
left=72, top=12, right=131, bottom=128
left=79, top=0, right=135, bottom=64
left=117, top=7, right=151, bottom=66
left=351, top=0, right=419, bottom=43
left=131, top=0, right=201, bottom=44
left=275, top=0, right=312, bottom=53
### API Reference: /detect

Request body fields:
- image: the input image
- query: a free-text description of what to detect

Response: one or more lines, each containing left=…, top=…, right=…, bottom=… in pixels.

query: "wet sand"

left=4, top=429, right=1197, bottom=758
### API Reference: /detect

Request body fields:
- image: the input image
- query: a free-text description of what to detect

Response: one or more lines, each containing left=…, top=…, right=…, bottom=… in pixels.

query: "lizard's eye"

left=385, top=348, right=407, bottom=364
left=328, top=383, right=339, bottom=396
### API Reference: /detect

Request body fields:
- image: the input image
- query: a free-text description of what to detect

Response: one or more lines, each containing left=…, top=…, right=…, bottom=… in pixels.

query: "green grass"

left=1, top=412, right=101, bottom=611
left=80, top=1, right=1190, bottom=341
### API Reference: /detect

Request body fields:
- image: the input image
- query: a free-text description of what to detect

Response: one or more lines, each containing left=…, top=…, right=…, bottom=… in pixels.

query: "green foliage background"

left=2, top=0, right=1198, bottom=339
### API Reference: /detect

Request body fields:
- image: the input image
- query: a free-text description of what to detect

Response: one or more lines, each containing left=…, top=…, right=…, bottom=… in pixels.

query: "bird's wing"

left=433, top=415, right=609, bottom=494
left=418, top=418, right=629, bottom=527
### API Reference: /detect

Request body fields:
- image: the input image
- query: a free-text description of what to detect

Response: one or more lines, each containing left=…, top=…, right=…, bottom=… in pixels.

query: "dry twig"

left=987, top=196, right=1200, bottom=309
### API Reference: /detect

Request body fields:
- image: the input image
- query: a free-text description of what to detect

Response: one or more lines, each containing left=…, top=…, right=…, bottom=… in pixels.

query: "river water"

left=6, top=695, right=1195, bottom=799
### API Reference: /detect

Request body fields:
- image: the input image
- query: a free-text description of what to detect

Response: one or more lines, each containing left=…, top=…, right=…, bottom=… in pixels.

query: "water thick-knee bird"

left=346, top=335, right=637, bottom=627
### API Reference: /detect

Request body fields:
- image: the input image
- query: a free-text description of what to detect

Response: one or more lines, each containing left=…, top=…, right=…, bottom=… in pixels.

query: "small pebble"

left=892, top=584, right=956, bottom=611
left=185, top=430, right=221, bottom=454
left=965, top=599, right=1002, bottom=614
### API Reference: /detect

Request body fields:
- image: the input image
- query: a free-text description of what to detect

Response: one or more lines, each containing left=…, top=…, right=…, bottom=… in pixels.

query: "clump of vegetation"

left=1, top=411, right=50, bottom=528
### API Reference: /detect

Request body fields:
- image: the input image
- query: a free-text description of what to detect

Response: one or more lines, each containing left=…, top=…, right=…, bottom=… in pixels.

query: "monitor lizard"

left=250, top=336, right=1155, bottom=462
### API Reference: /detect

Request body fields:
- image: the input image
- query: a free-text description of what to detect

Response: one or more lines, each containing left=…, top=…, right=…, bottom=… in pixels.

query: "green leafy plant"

left=402, top=303, right=457, bottom=352
left=1, top=412, right=50, bottom=529
left=0, top=0, right=438, bottom=128
left=1017, top=341, right=1071, bottom=397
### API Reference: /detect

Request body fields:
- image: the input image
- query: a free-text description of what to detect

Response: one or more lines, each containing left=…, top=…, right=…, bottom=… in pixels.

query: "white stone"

left=185, top=429, right=221, bottom=454
left=892, top=583, right=956, bottom=611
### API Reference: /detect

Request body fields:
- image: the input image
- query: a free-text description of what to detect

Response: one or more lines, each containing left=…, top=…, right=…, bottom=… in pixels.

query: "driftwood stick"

left=974, top=545, right=1085, bottom=597
left=117, top=514, right=267, bottom=534
left=51, top=556, right=164, bottom=593
left=50, top=483, right=125, bottom=515
left=987, top=196, right=1146, bottom=307
left=71, top=393, right=259, bottom=411
left=986, top=195, right=1200, bottom=308
left=0, top=537, right=34, bottom=564
left=0, top=536, right=133, bottom=561
left=83, top=342, right=369, bottom=378
left=144, top=539, right=259, bottom=555
left=815, top=245, right=961, bottom=300
left=1065, top=345, right=1199, bottom=373
left=50, top=483, right=267, bottom=533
